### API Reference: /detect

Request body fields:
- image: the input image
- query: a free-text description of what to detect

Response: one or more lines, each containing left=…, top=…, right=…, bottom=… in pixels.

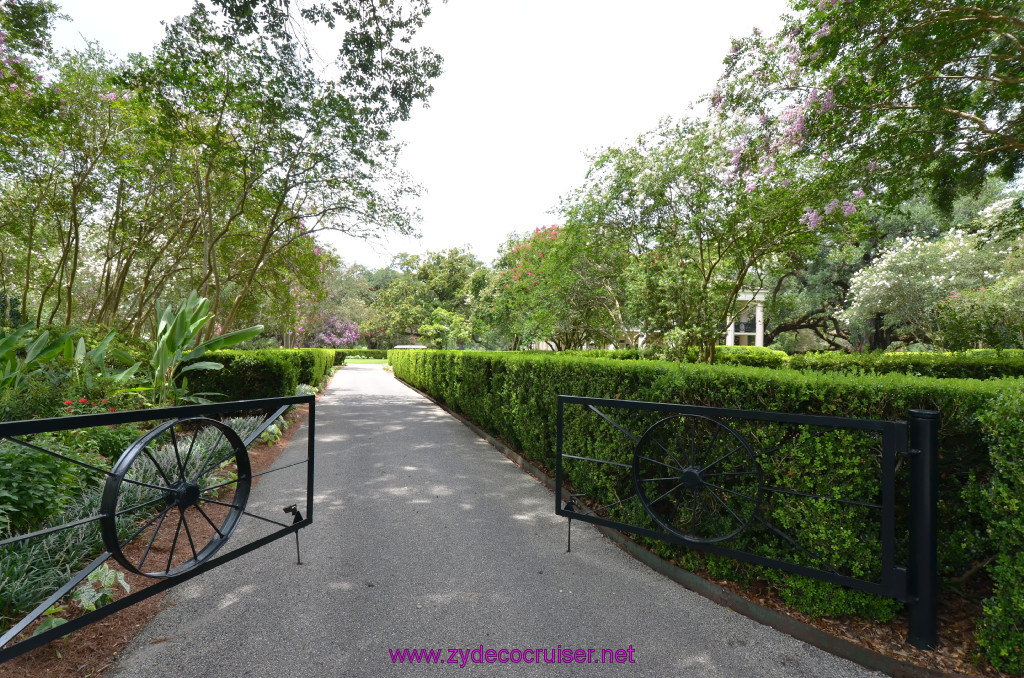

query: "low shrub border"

left=389, top=349, right=1022, bottom=672
left=789, top=349, right=1024, bottom=380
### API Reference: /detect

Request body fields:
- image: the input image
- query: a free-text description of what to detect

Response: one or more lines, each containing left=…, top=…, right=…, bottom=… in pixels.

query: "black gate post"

left=907, top=409, right=940, bottom=649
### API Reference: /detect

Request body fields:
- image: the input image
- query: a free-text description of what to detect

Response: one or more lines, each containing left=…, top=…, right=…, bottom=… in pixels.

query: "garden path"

left=110, top=364, right=882, bottom=677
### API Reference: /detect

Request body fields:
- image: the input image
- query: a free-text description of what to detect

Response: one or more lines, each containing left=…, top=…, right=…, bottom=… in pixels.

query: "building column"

left=755, top=301, right=765, bottom=347
left=726, top=317, right=735, bottom=346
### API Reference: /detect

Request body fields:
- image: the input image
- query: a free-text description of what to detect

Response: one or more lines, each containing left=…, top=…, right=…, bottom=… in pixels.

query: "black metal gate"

left=555, top=396, right=938, bottom=648
left=0, top=396, right=315, bottom=663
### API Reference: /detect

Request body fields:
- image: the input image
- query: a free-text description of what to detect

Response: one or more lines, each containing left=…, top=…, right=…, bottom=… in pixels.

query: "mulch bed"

left=0, top=401, right=313, bottom=678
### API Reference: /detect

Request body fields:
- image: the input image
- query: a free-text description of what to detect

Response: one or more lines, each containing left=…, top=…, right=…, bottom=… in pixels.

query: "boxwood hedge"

left=389, top=349, right=1022, bottom=670
left=789, top=349, right=1024, bottom=380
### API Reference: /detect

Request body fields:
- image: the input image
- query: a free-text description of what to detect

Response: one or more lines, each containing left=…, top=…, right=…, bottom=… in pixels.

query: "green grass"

left=344, top=358, right=388, bottom=364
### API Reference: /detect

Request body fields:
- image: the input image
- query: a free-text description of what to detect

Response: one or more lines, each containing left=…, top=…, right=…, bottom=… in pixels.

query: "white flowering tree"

left=843, top=229, right=1015, bottom=346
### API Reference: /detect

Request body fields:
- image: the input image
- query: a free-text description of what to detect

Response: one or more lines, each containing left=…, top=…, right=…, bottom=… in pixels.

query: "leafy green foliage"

left=976, top=389, right=1024, bottom=673
left=0, top=439, right=77, bottom=537
left=184, top=350, right=299, bottom=401
left=275, top=348, right=335, bottom=387
left=72, top=563, right=129, bottom=612
left=31, top=606, right=67, bottom=638
left=0, top=323, right=75, bottom=392
left=717, top=0, right=1024, bottom=213
left=150, top=291, right=263, bottom=404
left=333, top=349, right=387, bottom=365
left=790, top=349, right=1024, bottom=380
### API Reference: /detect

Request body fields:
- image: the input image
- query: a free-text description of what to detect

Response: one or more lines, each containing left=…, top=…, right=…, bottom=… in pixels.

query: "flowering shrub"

left=51, top=395, right=149, bottom=460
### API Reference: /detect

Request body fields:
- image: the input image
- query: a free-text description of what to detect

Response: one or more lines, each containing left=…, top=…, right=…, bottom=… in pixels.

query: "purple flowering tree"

left=715, top=0, right=1023, bottom=214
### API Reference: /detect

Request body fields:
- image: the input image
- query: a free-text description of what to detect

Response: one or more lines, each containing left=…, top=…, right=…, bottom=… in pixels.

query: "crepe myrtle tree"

left=715, top=0, right=1024, bottom=213
left=561, top=116, right=867, bottom=362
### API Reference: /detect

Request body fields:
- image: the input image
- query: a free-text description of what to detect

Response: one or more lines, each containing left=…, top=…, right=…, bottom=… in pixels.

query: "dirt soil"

left=0, top=401, right=313, bottom=678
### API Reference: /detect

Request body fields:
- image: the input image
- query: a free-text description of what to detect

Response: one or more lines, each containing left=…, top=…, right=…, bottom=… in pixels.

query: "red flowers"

left=64, top=400, right=73, bottom=405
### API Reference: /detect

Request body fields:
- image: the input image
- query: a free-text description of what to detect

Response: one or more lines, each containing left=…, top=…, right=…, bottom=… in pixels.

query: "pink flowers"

left=800, top=208, right=823, bottom=230
left=842, top=201, right=857, bottom=216
left=819, top=89, right=836, bottom=113
left=853, top=188, right=866, bottom=200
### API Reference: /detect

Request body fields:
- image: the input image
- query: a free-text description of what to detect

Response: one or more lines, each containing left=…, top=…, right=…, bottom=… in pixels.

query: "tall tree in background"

left=0, top=0, right=442, bottom=337
left=716, top=0, right=1023, bottom=212
left=561, top=117, right=861, bottom=361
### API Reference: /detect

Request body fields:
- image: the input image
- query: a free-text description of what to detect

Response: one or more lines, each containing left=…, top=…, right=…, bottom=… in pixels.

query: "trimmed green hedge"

left=185, top=348, right=336, bottom=401
left=333, top=349, right=388, bottom=365
left=790, top=349, right=1024, bottom=380
left=389, top=349, right=1021, bottom=669
left=277, top=348, right=334, bottom=386
left=185, top=350, right=300, bottom=400
left=550, top=346, right=790, bottom=369
left=977, top=391, right=1024, bottom=673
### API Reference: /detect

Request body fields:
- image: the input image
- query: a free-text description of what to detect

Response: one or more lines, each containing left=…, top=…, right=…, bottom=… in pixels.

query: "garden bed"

left=0, top=399, right=315, bottom=678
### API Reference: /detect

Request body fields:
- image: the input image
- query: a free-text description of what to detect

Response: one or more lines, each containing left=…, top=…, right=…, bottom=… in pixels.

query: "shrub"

left=976, top=390, right=1024, bottom=674
left=558, top=345, right=789, bottom=368
left=277, top=348, right=334, bottom=386
left=185, top=350, right=299, bottom=400
left=333, top=349, right=388, bottom=365
left=0, top=439, right=78, bottom=537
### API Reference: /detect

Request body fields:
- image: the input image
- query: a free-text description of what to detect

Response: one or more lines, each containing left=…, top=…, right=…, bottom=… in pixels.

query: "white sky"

left=52, top=0, right=789, bottom=269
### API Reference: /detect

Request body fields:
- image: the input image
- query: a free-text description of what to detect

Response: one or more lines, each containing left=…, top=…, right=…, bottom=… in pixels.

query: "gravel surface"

left=111, top=364, right=884, bottom=678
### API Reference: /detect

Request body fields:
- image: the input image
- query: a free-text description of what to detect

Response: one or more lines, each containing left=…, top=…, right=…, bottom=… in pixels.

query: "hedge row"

left=186, top=348, right=334, bottom=401
left=565, top=345, right=1024, bottom=380
left=277, top=348, right=334, bottom=386
left=977, top=392, right=1024, bottom=672
left=546, top=345, right=789, bottom=369
left=789, top=349, right=1024, bottom=380
left=389, top=349, right=1021, bottom=671
left=332, top=349, right=388, bottom=364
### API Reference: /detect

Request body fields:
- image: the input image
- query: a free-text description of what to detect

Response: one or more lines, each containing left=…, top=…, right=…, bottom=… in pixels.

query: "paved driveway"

left=111, top=364, right=882, bottom=677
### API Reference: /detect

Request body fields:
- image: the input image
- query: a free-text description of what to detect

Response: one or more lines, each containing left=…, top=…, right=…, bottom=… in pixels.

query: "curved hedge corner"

left=388, top=349, right=1023, bottom=670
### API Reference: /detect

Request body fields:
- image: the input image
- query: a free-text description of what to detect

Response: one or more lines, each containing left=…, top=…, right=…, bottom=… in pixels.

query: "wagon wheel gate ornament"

left=555, top=395, right=941, bottom=649
left=633, top=414, right=763, bottom=544
left=0, top=396, right=315, bottom=663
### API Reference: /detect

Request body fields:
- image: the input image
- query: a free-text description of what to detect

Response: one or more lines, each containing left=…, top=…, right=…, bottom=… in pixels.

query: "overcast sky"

left=52, top=0, right=790, bottom=269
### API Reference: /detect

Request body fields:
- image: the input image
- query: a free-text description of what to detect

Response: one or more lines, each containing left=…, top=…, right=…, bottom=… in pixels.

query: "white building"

left=723, top=290, right=766, bottom=347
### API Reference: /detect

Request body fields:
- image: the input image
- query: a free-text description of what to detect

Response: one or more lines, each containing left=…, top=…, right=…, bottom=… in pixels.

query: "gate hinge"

left=899, top=448, right=922, bottom=456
